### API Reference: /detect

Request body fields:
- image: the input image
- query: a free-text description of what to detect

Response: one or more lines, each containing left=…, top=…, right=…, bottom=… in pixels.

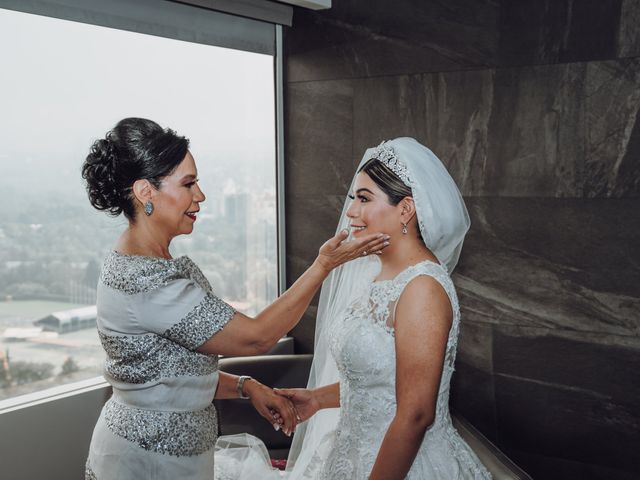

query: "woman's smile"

left=350, top=224, right=367, bottom=235
left=347, top=172, right=400, bottom=239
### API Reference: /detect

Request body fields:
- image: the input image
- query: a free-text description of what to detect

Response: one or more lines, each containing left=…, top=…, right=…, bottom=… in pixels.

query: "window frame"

left=0, top=6, right=285, bottom=414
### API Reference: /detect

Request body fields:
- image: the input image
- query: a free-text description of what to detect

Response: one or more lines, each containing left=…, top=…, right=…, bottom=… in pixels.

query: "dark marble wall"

left=283, top=1, right=640, bottom=479
left=286, top=0, right=640, bottom=82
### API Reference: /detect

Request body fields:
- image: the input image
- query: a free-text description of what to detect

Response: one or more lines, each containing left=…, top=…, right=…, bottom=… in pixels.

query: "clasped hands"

left=244, top=380, right=318, bottom=437
left=241, top=230, right=389, bottom=435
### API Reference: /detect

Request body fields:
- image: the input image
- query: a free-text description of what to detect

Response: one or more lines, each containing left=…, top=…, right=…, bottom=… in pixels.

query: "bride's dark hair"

left=359, top=158, right=425, bottom=244
left=82, top=117, right=189, bottom=221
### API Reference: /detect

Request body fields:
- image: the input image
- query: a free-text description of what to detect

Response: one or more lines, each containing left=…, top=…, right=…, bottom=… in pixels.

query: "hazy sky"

left=0, top=8, right=278, bottom=318
left=0, top=8, right=275, bottom=177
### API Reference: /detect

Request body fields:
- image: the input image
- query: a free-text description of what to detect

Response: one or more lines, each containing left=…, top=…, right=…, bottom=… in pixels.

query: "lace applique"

left=443, top=424, right=493, bottom=477
left=321, top=454, right=355, bottom=479
left=322, top=260, right=490, bottom=479
left=365, top=261, right=457, bottom=336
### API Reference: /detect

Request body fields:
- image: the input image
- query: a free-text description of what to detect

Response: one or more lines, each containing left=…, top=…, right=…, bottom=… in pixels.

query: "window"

left=0, top=6, right=279, bottom=403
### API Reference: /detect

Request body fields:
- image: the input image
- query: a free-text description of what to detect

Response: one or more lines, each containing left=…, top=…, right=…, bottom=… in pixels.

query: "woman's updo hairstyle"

left=82, top=117, right=189, bottom=220
left=358, top=157, right=425, bottom=244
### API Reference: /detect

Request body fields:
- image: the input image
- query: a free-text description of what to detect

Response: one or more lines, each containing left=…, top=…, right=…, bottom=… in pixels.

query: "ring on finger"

left=362, top=250, right=368, bottom=256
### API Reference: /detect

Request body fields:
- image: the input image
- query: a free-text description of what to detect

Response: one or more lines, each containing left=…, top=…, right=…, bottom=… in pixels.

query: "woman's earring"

left=401, top=222, right=408, bottom=235
left=144, top=200, right=154, bottom=216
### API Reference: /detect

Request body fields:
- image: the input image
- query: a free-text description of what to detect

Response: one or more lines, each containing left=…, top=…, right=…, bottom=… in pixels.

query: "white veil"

left=285, top=137, right=470, bottom=477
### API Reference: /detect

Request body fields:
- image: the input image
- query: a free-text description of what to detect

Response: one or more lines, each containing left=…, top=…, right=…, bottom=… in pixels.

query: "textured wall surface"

left=283, top=2, right=640, bottom=479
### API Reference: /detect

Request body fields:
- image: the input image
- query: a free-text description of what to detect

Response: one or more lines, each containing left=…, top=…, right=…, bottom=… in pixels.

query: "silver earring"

left=401, top=222, right=408, bottom=235
left=144, top=200, right=154, bottom=216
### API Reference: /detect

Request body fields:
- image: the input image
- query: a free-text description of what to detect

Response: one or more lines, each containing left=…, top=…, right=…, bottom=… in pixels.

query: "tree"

left=9, top=360, right=54, bottom=385
left=60, top=356, right=79, bottom=375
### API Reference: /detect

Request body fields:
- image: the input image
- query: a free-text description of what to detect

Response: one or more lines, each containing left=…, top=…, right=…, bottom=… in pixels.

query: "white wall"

left=0, top=385, right=110, bottom=480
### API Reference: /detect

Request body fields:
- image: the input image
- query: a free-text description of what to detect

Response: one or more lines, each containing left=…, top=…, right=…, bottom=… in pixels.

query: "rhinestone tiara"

left=369, top=141, right=412, bottom=187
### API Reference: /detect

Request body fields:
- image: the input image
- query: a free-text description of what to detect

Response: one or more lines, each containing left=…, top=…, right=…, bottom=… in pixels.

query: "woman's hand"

left=274, top=388, right=321, bottom=423
left=315, top=230, right=390, bottom=273
left=244, top=380, right=299, bottom=436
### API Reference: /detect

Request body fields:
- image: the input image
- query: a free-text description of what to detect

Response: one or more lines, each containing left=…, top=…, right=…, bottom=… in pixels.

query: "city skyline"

left=0, top=7, right=279, bottom=402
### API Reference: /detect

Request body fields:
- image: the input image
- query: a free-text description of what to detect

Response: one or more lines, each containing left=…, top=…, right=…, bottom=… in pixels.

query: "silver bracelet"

left=236, top=375, right=252, bottom=399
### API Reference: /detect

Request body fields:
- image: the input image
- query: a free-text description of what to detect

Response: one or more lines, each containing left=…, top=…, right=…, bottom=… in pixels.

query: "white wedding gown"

left=215, top=260, right=491, bottom=479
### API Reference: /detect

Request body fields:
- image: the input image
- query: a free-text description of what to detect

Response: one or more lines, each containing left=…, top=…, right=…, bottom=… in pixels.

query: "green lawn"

left=0, top=300, right=85, bottom=322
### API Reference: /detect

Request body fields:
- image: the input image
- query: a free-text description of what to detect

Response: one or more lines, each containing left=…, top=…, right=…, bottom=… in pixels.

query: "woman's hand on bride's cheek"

left=245, top=380, right=299, bottom=436
left=274, top=388, right=320, bottom=422
left=316, top=230, right=390, bottom=272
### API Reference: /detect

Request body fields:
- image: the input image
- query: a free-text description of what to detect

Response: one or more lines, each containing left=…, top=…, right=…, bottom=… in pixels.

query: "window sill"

left=0, top=376, right=109, bottom=415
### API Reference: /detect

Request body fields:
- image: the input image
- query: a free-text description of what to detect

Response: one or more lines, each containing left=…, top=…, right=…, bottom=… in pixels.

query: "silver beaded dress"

left=85, top=251, right=235, bottom=480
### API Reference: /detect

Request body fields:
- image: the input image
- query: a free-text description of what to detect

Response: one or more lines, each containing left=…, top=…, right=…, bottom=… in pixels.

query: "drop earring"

left=401, top=222, right=408, bottom=235
left=144, top=200, right=154, bottom=216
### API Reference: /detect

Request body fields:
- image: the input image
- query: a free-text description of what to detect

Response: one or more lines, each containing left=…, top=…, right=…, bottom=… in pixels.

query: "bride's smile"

left=347, top=172, right=405, bottom=239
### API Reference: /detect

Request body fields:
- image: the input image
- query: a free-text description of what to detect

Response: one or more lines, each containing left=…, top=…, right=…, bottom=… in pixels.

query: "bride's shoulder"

left=395, top=259, right=451, bottom=288
left=414, top=258, right=449, bottom=274
left=394, top=260, right=457, bottom=313
left=394, top=274, right=454, bottom=328
left=399, top=273, right=451, bottom=305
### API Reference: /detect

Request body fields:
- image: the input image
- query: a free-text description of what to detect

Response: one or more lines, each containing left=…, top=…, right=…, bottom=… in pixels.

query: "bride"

left=215, top=137, right=491, bottom=479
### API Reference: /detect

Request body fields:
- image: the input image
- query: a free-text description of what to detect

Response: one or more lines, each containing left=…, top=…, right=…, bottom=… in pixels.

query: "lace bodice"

left=212, top=259, right=490, bottom=480
left=318, top=259, right=490, bottom=480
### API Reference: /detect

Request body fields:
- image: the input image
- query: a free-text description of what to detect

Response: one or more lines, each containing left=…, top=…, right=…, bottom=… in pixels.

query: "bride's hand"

left=274, top=388, right=320, bottom=423
left=315, top=230, right=390, bottom=274
left=244, top=380, right=299, bottom=436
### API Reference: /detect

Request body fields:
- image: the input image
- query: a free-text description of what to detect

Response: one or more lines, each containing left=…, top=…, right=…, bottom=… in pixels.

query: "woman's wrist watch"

left=236, top=375, right=252, bottom=399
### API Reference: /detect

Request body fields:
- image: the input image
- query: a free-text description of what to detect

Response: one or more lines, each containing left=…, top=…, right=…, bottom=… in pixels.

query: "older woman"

left=81, top=117, right=389, bottom=480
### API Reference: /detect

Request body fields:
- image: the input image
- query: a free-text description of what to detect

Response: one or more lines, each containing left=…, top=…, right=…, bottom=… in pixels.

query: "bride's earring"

left=401, top=222, right=408, bottom=235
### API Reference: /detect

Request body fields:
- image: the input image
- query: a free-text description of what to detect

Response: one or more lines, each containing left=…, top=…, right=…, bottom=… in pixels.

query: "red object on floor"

left=270, top=459, right=287, bottom=470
